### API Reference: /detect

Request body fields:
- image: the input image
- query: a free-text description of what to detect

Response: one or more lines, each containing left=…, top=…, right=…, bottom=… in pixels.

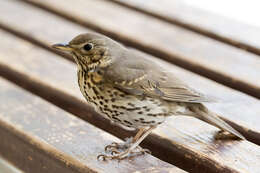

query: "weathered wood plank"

left=108, top=0, right=260, bottom=55
left=0, top=0, right=260, bottom=145
left=15, top=0, right=260, bottom=99
left=0, top=157, right=22, bottom=173
left=1, top=27, right=260, bottom=172
left=0, top=78, right=179, bottom=173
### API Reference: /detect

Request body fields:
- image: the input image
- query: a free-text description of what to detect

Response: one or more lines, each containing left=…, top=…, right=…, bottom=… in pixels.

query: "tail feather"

left=191, top=104, right=245, bottom=140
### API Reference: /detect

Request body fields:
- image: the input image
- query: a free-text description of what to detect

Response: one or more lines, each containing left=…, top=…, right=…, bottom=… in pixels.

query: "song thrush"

left=52, top=33, right=245, bottom=160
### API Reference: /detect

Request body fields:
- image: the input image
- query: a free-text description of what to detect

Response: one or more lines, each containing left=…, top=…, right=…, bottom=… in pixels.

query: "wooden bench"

left=0, top=0, right=260, bottom=172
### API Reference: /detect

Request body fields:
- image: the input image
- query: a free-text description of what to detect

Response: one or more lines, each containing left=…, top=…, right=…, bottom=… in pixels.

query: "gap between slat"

left=0, top=63, right=232, bottom=173
left=13, top=0, right=260, bottom=100
left=1, top=29, right=260, bottom=172
left=107, top=0, right=260, bottom=56
left=0, top=24, right=259, bottom=145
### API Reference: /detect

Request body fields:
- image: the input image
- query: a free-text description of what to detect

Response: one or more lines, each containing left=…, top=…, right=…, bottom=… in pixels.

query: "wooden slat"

left=1, top=25, right=260, bottom=173
left=108, top=0, right=260, bottom=55
left=0, top=157, right=22, bottom=173
left=0, top=78, right=179, bottom=173
left=15, top=0, right=260, bottom=99
left=0, top=0, right=260, bottom=145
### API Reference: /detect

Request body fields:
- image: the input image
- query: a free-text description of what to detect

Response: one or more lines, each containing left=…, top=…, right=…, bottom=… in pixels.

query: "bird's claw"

left=97, top=154, right=117, bottom=161
left=97, top=154, right=107, bottom=161
left=111, top=150, right=120, bottom=155
left=99, top=137, right=151, bottom=161
left=104, top=142, right=119, bottom=152
left=98, top=146, right=150, bottom=161
left=97, top=153, right=126, bottom=161
left=104, top=141, right=130, bottom=152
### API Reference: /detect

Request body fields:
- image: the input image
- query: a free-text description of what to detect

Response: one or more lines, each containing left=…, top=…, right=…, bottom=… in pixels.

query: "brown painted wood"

left=108, top=0, right=260, bottom=56
left=1, top=27, right=260, bottom=173
left=15, top=0, right=260, bottom=99
left=0, top=78, right=180, bottom=173
left=1, top=0, right=260, bottom=145
left=0, top=157, right=22, bottom=173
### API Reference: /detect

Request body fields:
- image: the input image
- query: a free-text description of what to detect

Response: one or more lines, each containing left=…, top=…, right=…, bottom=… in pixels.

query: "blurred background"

left=184, top=0, right=260, bottom=27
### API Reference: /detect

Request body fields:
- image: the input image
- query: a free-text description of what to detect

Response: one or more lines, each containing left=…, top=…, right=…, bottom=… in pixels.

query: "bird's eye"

left=83, top=43, right=93, bottom=51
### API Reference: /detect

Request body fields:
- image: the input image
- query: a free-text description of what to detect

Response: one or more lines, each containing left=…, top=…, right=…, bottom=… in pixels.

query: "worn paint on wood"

left=0, top=3, right=260, bottom=143
left=0, top=29, right=260, bottom=172
left=0, top=78, right=181, bottom=173
left=108, top=0, right=260, bottom=55
left=15, top=0, right=260, bottom=99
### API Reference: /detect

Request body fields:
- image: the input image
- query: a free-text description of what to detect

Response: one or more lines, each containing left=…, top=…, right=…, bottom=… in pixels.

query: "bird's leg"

left=98, top=126, right=156, bottom=161
left=105, top=128, right=146, bottom=152
left=129, top=128, right=152, bottom=155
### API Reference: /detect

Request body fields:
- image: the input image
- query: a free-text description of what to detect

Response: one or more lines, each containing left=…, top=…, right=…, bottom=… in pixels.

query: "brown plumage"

left=52, top=33, right=245, bottom=160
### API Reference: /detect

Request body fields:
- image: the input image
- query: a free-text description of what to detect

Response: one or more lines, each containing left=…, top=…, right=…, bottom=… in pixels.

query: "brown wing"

left=104, top=50, right=215, bottom=103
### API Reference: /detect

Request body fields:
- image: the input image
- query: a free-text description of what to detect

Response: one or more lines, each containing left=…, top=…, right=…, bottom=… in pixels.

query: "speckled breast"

left=77, top=69, right=170, bottom=130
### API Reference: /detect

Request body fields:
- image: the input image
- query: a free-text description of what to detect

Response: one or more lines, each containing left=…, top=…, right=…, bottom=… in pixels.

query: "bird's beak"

left=51, top=43, right=73, bottom=52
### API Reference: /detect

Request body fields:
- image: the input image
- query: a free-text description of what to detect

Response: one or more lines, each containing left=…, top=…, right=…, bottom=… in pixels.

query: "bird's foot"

left=104, top=137, right=133, bottom=152
left=131, top=148, right=151, bottom=155
left=98, top=137, right=150, bottom=161
left=97, top=147, right=150, bottom=161
left=214, top=130, right=241, bottom=140
left=98, top=126, right=156, bottom=161
left=97, top=149, right=130, bottom=161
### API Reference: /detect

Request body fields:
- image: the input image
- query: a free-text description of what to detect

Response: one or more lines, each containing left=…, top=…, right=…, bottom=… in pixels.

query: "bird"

left=52, top=33, right=245, bottom=161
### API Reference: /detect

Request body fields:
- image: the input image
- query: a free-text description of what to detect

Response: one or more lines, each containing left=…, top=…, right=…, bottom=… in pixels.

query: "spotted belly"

left=77, top=70, right=170, bottom=130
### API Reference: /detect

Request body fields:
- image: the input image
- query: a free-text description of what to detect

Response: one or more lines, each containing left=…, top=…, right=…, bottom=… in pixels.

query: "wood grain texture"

left=108, top=0, right=260, bottom=55
left=0, top=0, right=260, bottom=144
left=1, top=27, right=260, bottom=173
left=0, top=78, right=179, bottom=173
left=15, top=0, right=260, bottom=99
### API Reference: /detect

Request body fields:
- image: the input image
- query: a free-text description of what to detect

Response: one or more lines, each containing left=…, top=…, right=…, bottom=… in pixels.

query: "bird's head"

left=52, top=33, right=121, bottom=71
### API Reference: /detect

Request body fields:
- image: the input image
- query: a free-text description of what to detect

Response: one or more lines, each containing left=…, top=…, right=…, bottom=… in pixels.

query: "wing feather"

left=104, top=51, right=215, bottom=103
